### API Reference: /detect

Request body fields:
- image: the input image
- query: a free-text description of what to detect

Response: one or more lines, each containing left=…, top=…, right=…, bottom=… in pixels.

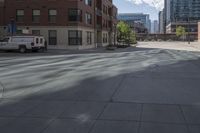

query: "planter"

left=106, top=45, right=116, bottom=50
left=117, top=45, right=129, bottom=48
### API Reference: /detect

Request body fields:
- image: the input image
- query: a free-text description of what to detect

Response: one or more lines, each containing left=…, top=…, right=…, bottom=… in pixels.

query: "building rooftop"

left=118, top=13, right=149, bottom=16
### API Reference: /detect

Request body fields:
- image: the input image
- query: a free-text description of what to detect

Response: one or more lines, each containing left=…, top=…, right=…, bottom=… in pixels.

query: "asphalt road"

left=1, top=42, right=200, bottom=133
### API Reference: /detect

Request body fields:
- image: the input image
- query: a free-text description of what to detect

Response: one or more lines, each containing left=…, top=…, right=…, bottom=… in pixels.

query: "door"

left=48, top=30, right=57, bottom=45
left=97, top=31, right=102, bottom=47
left=39, top=37, right=44, bottom=47
left=34, top=37, right=39, bottom=47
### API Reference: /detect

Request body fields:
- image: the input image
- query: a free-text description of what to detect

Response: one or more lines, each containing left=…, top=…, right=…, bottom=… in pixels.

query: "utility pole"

left=175, top=17, right=177, bottom=41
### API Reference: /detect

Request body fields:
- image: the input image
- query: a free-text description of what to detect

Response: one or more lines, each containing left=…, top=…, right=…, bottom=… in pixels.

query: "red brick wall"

left=112, top=5, right=118, bottom=25
left=2, top=0, right=118, bottom=31
left=0, top=1, right=4, bottom=26
left=4, top=0, right=95, bottom=27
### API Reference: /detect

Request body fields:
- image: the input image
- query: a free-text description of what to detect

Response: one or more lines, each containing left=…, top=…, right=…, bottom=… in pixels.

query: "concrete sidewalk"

left=137, top=41, right=200, bottom=52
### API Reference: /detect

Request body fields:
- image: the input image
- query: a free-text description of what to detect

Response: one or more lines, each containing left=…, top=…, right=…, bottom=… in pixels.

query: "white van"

left=0, top=35, right=46, bottom=53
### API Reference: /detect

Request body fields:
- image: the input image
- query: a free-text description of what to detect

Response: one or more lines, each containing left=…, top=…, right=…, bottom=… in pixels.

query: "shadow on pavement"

left=0, top=48, right=200, bottom=133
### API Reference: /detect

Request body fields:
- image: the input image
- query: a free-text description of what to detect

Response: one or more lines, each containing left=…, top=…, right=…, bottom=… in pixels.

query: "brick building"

left=0, top=0, right=4, bottom=36
left=0, top=0, right=117, bottom=49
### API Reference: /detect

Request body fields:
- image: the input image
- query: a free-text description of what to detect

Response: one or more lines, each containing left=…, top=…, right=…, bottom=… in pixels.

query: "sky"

left=113, top=0, right=164, bottom=20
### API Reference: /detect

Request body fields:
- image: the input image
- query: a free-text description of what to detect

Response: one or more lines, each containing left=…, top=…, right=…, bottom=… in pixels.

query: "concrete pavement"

left=0, top=42, right=200, bottom=133
left=137, top=41, right=200, bottom=52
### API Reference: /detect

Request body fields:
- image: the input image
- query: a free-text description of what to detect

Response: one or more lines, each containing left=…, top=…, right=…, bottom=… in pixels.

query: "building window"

left=48, top=30, right=57, bottom=45
left=85, top=0, right=92, bottom=6
left=36, top=38, right=39, bottom=44
left=85, top=13, right=92, bottom=24
left=32, top=10, right=40, bottom=23
left=40, top=38, right=43, bottom=44
left=87, top=32, right=92, bottom=45
left=48, top=9, right=57, bottom=23
left=17, top=29, right=22, bottom=34
left=103, top=33, right=108, bottom=43
left=68, top=9, right=82, bottom=22
left=1, top=38, right=9, bottom=42
left=103, top=19, right=107, bottom=28
left=16, top=10, right=24, bottom=22
left=103, top=5, right=108, bottom=14
left=32, top=30, right=40, bottom=35
left=68, top=30, right=82, bottom=45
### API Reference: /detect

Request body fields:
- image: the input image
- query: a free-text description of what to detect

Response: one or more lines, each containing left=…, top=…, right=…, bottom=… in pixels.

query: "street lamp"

left=114, top=24, right=117, bottom=46
left=187, top=17, right=190, bottom=44
left=174, top=16, right=177, bottom=40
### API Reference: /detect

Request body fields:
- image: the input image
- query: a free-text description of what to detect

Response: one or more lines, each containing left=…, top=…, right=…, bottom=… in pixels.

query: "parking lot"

left=1, top=42, right=200, bottom=133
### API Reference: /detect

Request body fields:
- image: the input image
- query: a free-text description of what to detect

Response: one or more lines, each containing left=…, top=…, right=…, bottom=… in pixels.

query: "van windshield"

left=0, top=38, right=9, bottom=42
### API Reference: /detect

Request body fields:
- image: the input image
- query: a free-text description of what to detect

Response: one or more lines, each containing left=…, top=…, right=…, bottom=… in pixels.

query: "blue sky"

left=113, top=0, right=164, bottom=20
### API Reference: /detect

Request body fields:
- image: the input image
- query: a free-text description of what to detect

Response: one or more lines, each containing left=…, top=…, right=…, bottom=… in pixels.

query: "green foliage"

left=117, top=21, right=137, bottom=44
left=117, top=21, right=130, bottom=41
left=176, top=26, right=186, bottom=37
left=129, top=31, right=137, bottom=44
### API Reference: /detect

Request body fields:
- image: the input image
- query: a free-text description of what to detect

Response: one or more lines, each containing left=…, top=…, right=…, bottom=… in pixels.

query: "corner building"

left=0, top=0, right=117, bottom=49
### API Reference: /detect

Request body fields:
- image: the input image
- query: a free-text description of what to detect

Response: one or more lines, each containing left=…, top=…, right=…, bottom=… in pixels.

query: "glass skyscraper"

left=171, top=0, right=200, bottom=22
left=118, top=13, right=151, bottom=32
left=164, top=0, right=200, bottom=33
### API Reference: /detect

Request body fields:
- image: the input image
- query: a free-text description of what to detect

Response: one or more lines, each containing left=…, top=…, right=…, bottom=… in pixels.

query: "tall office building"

left=148, top=19, right=151, bottom=33
left=118, top=13, right=151, bottom=32
left=164, top=0, right=172, bottom=27
left=159, top=10, right=164, bottom=33
left=151, top=20, right=159, bottom=34
left=165, top=0, right=200, bottom=33
left=171, top=0, right=200, bottom=22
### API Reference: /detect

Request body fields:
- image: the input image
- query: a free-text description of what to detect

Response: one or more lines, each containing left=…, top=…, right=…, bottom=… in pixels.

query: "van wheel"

left=19, top=46, right=26, bottom=53
left=41, top=47, right=45, bottom=52
left=32, top=49, right=39, bottom=52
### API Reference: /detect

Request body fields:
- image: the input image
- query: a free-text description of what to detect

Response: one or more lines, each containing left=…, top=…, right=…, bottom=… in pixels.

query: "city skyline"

left=113, top=0, right=164, bottom=20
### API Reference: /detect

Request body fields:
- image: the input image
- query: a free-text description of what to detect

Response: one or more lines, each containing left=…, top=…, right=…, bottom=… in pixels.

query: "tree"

left=117, top=21, right=136, bottom=45
left=176, top=26, right=186, bottom=40
left=117, top=21, right=130, bottom=43
left=129, top=31, right=137, bottom=44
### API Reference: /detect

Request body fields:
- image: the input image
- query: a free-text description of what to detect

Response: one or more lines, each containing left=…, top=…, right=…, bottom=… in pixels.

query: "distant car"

left=0, top=35, right=46, bottom=53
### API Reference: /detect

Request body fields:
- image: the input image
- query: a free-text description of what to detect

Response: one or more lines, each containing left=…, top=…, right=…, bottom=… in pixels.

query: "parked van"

left=0, top=35, right=46, bottom=53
